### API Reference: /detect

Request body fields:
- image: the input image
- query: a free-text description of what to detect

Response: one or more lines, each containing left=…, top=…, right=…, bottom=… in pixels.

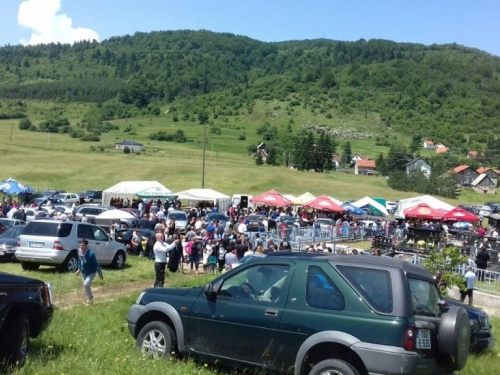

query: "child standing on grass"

left=75, top=239, right=103, bottom=306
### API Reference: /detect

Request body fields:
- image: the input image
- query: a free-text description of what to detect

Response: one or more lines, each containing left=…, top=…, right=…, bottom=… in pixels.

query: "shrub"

left=238, top=134, right=246, bottom=140
left=18, top=118, right=32, bottom=130
left=80, top=133, right=100, bottom=142
left=123, top=146, right=131, bottom=154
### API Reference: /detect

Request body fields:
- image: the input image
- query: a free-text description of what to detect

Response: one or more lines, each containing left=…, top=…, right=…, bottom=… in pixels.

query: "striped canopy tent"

left=250, top=189, right=292, bottom=208
left=303, top=195, right=345, bottom=213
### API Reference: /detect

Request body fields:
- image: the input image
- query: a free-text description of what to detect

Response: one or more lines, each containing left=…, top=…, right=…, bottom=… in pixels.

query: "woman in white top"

left=203, top=240, right=213, bottom=272
left=152, top=232, right=177, bottom=288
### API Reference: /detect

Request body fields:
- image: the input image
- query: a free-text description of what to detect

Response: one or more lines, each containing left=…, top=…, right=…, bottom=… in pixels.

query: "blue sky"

left=1, top=0, right=499, bottom=56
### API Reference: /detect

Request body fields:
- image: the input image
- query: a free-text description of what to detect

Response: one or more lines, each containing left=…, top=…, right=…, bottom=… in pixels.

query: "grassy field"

left=0, top=99, right=497, bottom=206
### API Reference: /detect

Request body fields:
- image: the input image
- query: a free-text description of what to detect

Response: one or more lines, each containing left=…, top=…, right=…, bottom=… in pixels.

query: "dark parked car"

left=128, top=253, right=471, bottom=374
left=206, top=213, right=230, bottom=227
left=84, top=190, right=103, bottom=204
left=0, top=225, right=26, bottom=261
left=458, top=204, right=478, bottom=215
left=484, top=202, right=500, bottom=214
left=0, top=272, right=54, bottom=370
left=445, top=298, right=495, bottom=353
left=115, top=228, right=154, bottom=253
left=247, top=214, right=266, bottom=232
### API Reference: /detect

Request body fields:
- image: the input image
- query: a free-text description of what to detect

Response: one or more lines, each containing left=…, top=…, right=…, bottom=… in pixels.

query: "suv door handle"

left=265, top=309, right=278, bottom=316
left=95, top=242, right=100, bottom=245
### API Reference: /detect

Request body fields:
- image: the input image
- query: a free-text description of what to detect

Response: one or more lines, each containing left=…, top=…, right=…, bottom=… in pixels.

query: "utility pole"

left=202, top=124, right=207, bottom=188
left=47, top=131, right=50, bottom=148
left=9, top=123, right=13, bottom=142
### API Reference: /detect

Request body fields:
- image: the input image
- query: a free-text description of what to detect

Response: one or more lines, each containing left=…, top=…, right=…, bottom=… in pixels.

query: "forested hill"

left=0, top=30, right=500, bottom=146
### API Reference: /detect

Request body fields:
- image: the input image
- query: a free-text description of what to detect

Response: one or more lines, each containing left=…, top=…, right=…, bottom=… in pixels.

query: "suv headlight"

left=135, top=292, right=145, bottom=304
left=470, top=319, right=480, bottom=330
left=480, top=315, right=490, bottom=329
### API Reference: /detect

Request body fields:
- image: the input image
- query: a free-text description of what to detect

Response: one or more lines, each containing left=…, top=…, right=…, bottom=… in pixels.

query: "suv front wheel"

left=136, top=321, right=176, bottom=360
left=310, top=359, right=360, bottom=375
left=0, top=313, right=30, bottom=370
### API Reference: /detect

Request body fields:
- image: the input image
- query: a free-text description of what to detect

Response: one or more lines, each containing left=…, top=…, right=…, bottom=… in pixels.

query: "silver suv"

left=16, top=220, right=127, bottom=272
left=74, top=205, right=111, bottom=222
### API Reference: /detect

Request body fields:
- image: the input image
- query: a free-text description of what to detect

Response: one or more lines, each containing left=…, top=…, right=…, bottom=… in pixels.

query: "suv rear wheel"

left=60, top=252, right=78, bottom=273
left=136, top=321, right=176, bottom=360
left=309, top=359, right=360, bottom=375
left=0, top=313, right=30, bottom=370
left=439, top=305, right=471, bottom=371
left=21, top=261, right=40, bottom=271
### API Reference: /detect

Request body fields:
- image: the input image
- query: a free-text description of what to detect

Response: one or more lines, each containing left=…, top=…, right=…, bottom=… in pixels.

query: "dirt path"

left=55, top=272, right=200, bottom=308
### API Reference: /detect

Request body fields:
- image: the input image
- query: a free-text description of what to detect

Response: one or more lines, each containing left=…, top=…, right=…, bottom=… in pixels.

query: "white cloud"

left=18, top=0, right=99, bottom=45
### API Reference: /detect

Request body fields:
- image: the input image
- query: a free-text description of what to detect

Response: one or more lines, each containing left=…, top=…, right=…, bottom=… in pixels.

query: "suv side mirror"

left=204, top=283, right=216, bottom=300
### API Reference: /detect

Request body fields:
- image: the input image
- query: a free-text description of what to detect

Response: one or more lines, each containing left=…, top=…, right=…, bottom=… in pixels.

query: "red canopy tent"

left=404, top=203, right=444, bottom=220
left=250, top=189, right=292, bottom=207
left=442, top=208, right=479, bottom=222
left=303, top=195, right=345, bottom=213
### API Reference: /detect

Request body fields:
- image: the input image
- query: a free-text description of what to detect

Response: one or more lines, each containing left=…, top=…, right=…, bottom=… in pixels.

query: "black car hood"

left=445, top=297, right=485, bottom=318
left=0, top=272, right=45, bottom=286
left=143, top=287, right=197, bottom=296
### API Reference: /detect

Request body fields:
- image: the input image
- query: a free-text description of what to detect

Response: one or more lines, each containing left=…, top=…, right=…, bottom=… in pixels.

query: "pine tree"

left=342, top=141, right=352, bottom=167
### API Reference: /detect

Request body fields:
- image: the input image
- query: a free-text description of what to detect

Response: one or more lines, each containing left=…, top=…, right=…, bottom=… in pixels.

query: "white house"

left=115, top=140, right=144, bottom=152
left=332, top=153, right=341, bottom=168
left=405, top=158, right=432, bottom=178
left=423, top=140, right=434, bottom=149
left=471, top=173, right=496, bottom=194
left=351, top=154, right=368, bottom=164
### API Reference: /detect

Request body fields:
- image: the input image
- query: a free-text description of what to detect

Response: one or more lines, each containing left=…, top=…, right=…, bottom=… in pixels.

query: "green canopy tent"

left=136, top=186, right=177, bottom=199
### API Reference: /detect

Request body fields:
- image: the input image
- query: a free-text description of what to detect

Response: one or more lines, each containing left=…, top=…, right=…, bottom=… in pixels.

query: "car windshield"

left=0, top=219, right=18, bottom=228
left=84, top=191, right=96, bottom=197
left=408, top=278, right=441, bottom=317
left=317, top=219, right=332, bottom=225
left=249, top=215, right=263, bottom=221
left=23, top=222, right=73, bottom=237
left=168, top=213, right=186, bottom=220
left=0, top=226, right=25, bottom=237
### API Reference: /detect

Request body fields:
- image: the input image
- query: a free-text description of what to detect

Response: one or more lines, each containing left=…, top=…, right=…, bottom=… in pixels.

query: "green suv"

left=127, top=253, right=470, bottom=375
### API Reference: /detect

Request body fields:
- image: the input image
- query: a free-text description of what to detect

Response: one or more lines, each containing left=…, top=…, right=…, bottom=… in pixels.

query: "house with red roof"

left=332, top=153, right=342, bottom=168
left=355, top=159, right=376, bottom=175
left=436, top=146, right=451, bottom=155
left=422, top=140, right=434, bottom=149
left=467, top=151, right=485, bottom=159
left=451, top=165, right=479, bottom=185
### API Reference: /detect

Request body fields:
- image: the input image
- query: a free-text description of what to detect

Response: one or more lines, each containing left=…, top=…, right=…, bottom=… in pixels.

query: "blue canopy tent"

left=341, top=203, right=366, bottom=215
left=0, top=178, right=36, bottom=195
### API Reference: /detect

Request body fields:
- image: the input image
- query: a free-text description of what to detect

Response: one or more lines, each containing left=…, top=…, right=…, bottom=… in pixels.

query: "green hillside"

left=0, top=30, right=499, bottom=153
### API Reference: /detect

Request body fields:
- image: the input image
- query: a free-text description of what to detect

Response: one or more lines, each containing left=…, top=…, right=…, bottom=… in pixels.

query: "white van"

left=231, top=194, right=254, bottom=209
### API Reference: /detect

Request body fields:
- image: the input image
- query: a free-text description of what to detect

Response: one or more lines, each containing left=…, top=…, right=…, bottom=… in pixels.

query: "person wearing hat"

left=75, top=239, right=103, bottom=306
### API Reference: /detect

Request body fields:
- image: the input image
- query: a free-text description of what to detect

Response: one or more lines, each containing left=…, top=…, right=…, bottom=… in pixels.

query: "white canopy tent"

left=327, top=196, right=344, bottom=206
left=283, top=194, right=301, bottom=205
left=175, top=189, right=230, bottom=211
left=296, top=192, right=316, bottom=204
left=394, top=195, right=454, bottom=219
left=352, top=197, right=389, bottom=216
left=102, top=181, right=171, bottom=206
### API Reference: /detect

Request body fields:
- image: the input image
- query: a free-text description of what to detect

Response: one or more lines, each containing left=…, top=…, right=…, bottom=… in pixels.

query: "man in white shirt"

left=225, top=248, right=238, bottom=269
left=492, top=229, right=499, bottom=239
left=460, top=266, right=476, bottom=305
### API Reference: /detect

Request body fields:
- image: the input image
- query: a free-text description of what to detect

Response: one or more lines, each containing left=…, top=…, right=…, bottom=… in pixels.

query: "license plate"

left=417, top=329, right=431, bottom=349
left=29, top=242, right=43, bottom=248
left=0, top=251, right=4, bottom=256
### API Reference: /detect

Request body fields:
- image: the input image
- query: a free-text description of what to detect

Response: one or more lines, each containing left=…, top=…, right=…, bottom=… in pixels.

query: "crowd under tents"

left=175, top=188, right=230, bottom=211
left=394, top=195, right=454, bottom=220
left=102, top=181, right=172, bottom=206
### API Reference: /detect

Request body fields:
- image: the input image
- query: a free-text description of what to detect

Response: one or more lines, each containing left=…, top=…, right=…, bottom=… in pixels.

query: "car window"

left=408, top=278, right=441, bottom=317
left=23, top=222, right=73, bottom=237
left=0, top=226, right=24, bottom=237
left=94, top=227, right=108, bottom=241
left=218, top=264, right=290, bottom=303
left=307, top=266, right=344, bottom=310
left=337, top=266, right=393, bottom=313
left=77, top=224, right=96, bottom=240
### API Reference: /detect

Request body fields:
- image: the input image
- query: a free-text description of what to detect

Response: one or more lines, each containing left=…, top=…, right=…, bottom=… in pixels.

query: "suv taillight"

left=404, top=327, right=416, bottom=351
left=17, top=239, right=20, bottom=248
left=53, top=241, right=64, bottom=251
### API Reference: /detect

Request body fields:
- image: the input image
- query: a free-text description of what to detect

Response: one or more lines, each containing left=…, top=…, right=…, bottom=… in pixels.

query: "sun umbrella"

left=136, top=186, right=176, bottom=199
left=303, top=195, right=345, bottom=212
left=0, top=178, right=35, bottom=195
left=250, top=189, right=292, bottom=207
left=442, top=208, right=479, bottom=222
left=404, top=203, right=443, bottom=220
left=341, top=203, right=366, bottom=215
left=296, top=192, right=316, bottom=204
left=95, top=209, right=135, bottom=220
